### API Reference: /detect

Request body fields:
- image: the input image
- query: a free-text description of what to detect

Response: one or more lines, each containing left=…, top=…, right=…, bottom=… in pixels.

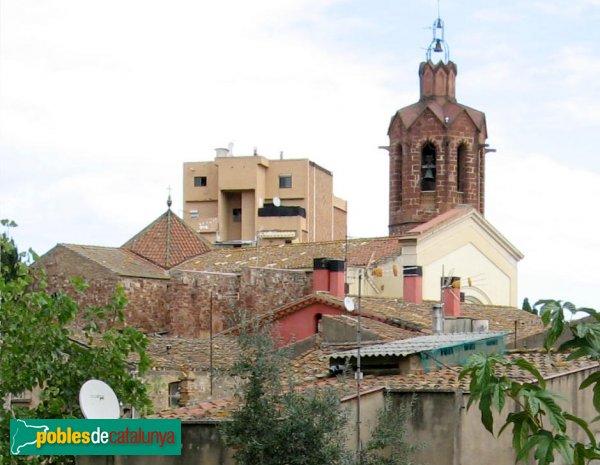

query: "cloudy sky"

left=1, top=0, right=600, bottom=310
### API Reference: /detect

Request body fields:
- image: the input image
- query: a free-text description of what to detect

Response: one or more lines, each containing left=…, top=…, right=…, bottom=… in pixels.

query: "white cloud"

left=487, top=153, right=600, bottom=309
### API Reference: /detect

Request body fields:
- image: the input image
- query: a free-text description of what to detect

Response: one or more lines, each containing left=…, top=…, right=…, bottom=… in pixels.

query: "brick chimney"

left=313, top=258, right=330, bottom=292
left=442, top=276, right=461, bottom=317
left=403, top=266, right=423, bottom=304
left=327, top=259, right=345, bottom=298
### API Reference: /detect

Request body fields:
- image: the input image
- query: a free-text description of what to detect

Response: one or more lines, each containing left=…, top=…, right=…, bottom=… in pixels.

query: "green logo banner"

left=10, top=419, right=181, bottom=455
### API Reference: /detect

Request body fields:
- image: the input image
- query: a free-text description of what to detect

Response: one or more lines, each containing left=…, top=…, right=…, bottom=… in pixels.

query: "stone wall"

left=238, top=267, right=312, bottom=316
left=167, top=270, right=241, bottom=337
left=39, top=248, right=315, bottom=338
left=37, top=246, right=169, bottom=333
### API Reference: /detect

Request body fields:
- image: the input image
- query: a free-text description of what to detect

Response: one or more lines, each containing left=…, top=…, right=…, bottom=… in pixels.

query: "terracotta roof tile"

left=123, top=210, right=212, bottom=269
left=395, top=99, right=486, bottom=132
left=177, top=237, right=403, bottom=273
left=356, top=298, right=545, bottom=344
left=60, top=244, right=169, bottom=279
left=324, top=314, right=422, bottom=342
left=154, top=350, right=599, bottom=421
left=407, top=205, right=473, bottom=234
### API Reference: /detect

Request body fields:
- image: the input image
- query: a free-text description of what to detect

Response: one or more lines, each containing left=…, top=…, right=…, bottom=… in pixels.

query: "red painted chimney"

left=403, top=266, right=423, bottom=304
left=313, top=258, right=329, bottom=293
left=442, top=276, right=461, bottom=317
left=327, top=259, right=345, bottom=298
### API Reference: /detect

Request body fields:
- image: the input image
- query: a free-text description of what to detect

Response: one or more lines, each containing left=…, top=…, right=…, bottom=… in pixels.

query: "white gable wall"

left=416, top=215, right=520, bottom=306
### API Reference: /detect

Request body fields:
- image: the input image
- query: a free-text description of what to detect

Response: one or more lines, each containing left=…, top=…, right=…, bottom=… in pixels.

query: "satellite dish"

left=273, top=197, right=281, bottom=207
left=79, top=379, right=121, bottom=419
left=344, top=296, right=355, bottom=312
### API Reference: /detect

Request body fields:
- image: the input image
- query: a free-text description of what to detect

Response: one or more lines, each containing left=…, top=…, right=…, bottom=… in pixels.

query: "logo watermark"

left=10, top=419, right=181, bottom=455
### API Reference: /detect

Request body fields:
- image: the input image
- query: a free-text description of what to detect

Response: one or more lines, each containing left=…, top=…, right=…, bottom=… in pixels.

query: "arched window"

left=315, top=313, right=323, bottom=333
left=421, top=142, right=436, bottom=191
left=457, top=143, right=467, bottom=192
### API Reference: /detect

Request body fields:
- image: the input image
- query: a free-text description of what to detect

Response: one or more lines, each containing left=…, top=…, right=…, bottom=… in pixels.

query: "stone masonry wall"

left=38, top=246, right=170, bottom=333
left=238, top=267, right=312, bottom=316
left=167, top=270, right=241, bottom=337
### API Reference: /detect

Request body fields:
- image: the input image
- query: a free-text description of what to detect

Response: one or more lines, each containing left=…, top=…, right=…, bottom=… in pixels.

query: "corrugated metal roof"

left=330, top=331, right=508, bottom=359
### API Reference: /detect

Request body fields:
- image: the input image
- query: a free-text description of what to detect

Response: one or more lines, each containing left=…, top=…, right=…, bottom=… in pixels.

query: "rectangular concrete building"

left=183, top=149, right=347, bottom=244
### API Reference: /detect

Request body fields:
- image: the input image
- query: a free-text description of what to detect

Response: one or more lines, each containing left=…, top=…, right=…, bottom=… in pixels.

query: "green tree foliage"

left=220, top=331, right=351, bottom=465
left=0, top=221, right=152, bottom=464
left=460, top=299, right=600, bottom=465
left=522, top=297, right=536, bottom=315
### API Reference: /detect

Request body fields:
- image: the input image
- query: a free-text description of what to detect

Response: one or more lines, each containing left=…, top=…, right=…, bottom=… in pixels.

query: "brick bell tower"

left=387, top=17, right=489, bottom=235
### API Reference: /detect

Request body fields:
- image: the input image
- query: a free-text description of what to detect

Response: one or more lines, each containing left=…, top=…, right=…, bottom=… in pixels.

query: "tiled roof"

left=357, top=298, right=545, bottom=344
left=123, top=209, right=212, bottom=269
left=176, top=237, right=404, bottom=273
left=147, top=335, right=240, bottom=371
left=60, top=244, right=169, bottom=279
left=394, top=98, right=486, bottom=133
left=219, top=293, right=543, bottom=347
left=324, top=314, right=422, bottom=342
left=154, top=398, right=237, bottom=421
left=330, top=332, right=508, bottom=360
left=406, top=205, right=472, bottom=234
left=152, top=350, right=599, bottom=421
left=290, top=349, right=599, bottom=398
left=218, top=292, right=423, bottom=340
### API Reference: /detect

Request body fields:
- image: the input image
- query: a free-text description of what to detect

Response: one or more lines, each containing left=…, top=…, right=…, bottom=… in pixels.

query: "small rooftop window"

left=194, top=176, right=207, bottom=187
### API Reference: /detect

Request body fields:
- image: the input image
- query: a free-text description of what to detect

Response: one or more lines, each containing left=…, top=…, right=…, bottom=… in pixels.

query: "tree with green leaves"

left=522, top=297, right=536, bottom=315
left=220, top=331, right=352, bottom=465
left=0, top=220, right=152, bottom=465
left=461, top=299, right=600, bottom=465
left=221, top=330, right=423, bottom=465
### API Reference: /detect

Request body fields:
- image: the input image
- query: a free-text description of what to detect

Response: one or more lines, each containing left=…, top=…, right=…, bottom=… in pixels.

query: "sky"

left=1, top=0, right=600, bottom=311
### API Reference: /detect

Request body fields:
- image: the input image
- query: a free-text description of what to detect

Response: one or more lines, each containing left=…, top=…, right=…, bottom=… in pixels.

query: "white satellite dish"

left=79, top=379, right=121, bottom=419
left=344, top=296, right=355, bottom=312
left=273, top=197, right=281, bottom=207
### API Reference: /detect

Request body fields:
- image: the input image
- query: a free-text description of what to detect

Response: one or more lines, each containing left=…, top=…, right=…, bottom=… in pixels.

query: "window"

left=421, top=142, right=436, bottom=191
left=457, top=144, right=467, bottom=192
left=190, top=209, right=199, bottom=219
left=232, top=208, right=242, bottom=223
left=194, top=176, right=207, bottom=187
left=279, top=175, right=292, bottom=189
left=168, top=382, right=181, bottom=408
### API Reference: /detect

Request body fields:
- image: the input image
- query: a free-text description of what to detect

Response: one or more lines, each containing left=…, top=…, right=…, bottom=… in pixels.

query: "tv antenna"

left=79, top=379, right=121, bottom=419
